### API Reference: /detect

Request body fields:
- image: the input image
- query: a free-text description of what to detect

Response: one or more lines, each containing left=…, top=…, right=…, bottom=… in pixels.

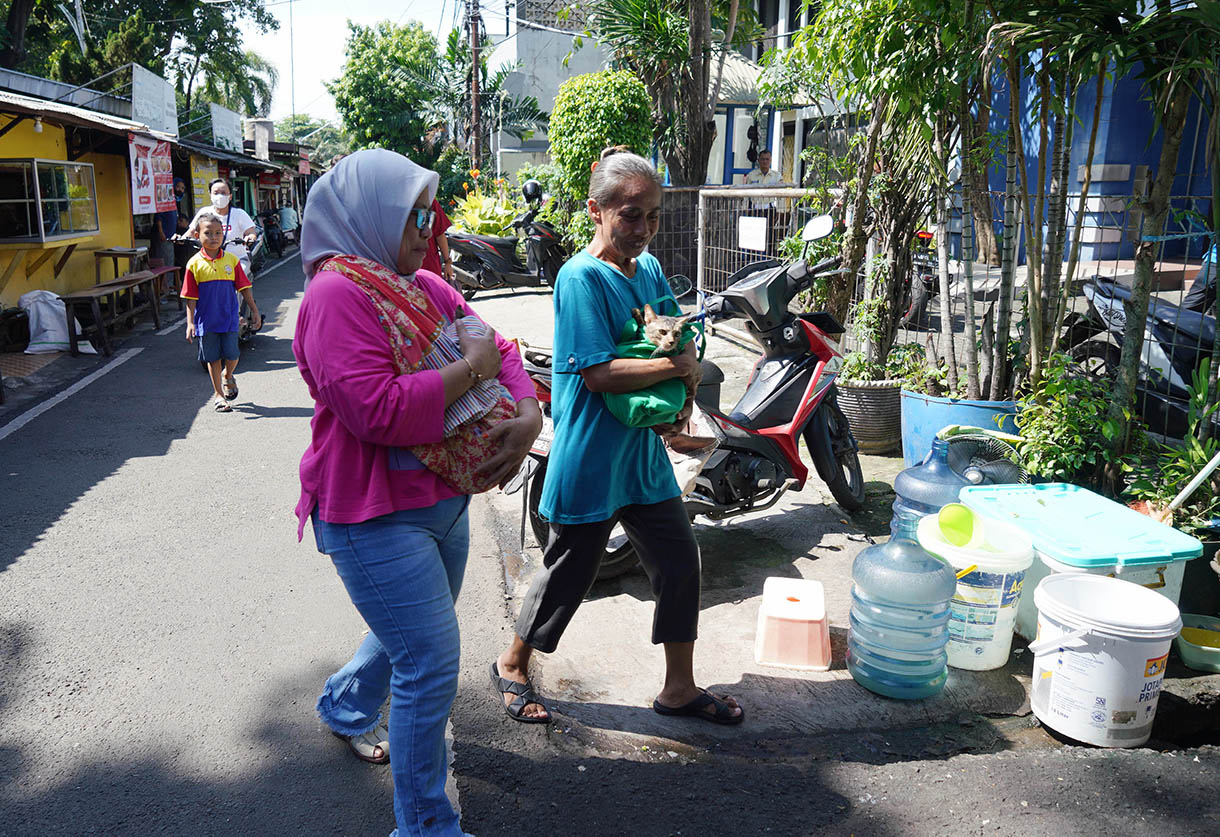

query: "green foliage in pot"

left=450, top=177, right=523, bottom=238
left=1016, top=353, right=1146, bottom=493
left=841, top=342, right=939, bottom=388
left=1127, top=361, right=1220, bottom=535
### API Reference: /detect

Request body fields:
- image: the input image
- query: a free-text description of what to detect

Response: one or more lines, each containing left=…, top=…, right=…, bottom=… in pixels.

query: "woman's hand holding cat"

left=669, top=350, right=699, bottom=381
left=456, top=319, right=502, bottom=381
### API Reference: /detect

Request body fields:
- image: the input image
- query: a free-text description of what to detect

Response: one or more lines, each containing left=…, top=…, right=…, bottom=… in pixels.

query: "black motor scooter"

left=445, top=180, right=566, bottom=301
left=1067, top=276, right=1219, bottom=439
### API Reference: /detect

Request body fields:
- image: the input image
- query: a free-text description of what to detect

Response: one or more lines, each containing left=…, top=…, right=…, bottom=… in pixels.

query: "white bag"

left=666, top=404, right=717, bottom=498
left=19, top=290, right=97, bottom=354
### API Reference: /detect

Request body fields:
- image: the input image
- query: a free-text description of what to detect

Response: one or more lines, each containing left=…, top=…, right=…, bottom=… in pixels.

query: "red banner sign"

left=257, top=172, right=282, bottom=188
left=127, top=133, right=175, bottom=214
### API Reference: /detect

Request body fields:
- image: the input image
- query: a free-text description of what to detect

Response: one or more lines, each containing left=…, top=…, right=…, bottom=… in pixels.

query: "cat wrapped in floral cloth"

left=320, top=254, right=515, bottom=495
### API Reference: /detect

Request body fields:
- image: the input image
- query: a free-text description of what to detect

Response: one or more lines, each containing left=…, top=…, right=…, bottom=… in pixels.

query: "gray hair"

left=588, top=146, right=662, bottom=207
left=194, top=209, right=226, bottom=228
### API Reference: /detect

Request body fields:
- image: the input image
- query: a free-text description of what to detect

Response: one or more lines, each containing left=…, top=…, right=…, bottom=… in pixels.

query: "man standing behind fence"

left=744, top=150, right=784, bottom=251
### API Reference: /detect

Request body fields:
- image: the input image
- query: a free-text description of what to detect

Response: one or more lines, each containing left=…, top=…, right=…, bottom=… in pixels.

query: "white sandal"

left=334, top=724, right=389, bottom=764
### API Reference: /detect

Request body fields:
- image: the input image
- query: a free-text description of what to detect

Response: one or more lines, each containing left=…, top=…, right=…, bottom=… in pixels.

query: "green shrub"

left=435, top=145, right=473, bottom=212
left=549, top=70, right=652, bottom=202
left=450, top=179, right=524, bottom=238
left=1016, top=352, right=1146, bottom=492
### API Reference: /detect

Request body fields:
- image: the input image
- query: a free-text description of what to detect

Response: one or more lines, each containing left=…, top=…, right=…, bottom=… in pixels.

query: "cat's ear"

left=643, top=304, right=657, bottom=322
left=675, top=314, right=692, bottom=327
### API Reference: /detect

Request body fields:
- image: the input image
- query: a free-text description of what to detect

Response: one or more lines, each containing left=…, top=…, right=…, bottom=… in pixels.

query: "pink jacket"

left=293, top=268, right=537, bottom=538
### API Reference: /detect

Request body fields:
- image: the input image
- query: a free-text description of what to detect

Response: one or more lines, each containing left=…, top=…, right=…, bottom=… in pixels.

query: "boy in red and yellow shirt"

left=182, top=211, right=262, bottom=412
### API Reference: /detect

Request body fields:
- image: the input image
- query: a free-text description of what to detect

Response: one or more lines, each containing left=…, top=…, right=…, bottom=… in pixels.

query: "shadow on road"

left=0, top=260, right=304, bottom=576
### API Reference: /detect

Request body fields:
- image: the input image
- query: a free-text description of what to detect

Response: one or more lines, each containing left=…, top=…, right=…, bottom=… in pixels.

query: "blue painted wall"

left=981, top=60, right=1212, bottom=264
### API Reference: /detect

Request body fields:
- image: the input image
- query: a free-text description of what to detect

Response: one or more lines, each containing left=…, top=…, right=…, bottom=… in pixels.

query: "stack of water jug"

left=847, top=437, right=968, bottom=699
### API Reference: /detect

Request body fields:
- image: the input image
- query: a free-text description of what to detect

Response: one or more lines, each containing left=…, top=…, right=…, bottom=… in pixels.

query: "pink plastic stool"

left=754, top=577, right=832, bottom=671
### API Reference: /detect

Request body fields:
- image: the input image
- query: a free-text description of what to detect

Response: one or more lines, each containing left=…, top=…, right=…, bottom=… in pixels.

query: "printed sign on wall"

left=130, top=64, right=178, bottom=137
left=209, top=103, right=244, bottom=152
left=190, top=154, right=218, bottom=213
left=128, top=133, right=175, bottom=214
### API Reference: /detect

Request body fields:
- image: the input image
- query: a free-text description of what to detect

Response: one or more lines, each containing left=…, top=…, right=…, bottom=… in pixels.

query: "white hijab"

left=300, top=148, right=439, bottom=282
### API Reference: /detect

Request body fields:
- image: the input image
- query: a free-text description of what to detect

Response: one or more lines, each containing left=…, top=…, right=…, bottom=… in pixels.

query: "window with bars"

left=0, top=159, right=100, bottom=244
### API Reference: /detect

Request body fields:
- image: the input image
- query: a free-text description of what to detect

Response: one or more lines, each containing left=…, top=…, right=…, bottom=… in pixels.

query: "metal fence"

left=685, top=184, right=1215, bottom=439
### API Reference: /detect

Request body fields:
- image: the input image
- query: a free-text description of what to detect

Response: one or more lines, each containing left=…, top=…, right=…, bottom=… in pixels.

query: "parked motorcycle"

left=445, top=179, right=567, bottom=301
left=1067, top=275, right=1218, bottom=439
left=257, top=209, right=285, bottom=259
left=509, top=215, right=865, bottom=580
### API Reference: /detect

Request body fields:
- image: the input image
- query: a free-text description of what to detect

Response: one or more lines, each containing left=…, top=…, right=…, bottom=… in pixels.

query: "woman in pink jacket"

left=294, top=149, right=541, bottom=837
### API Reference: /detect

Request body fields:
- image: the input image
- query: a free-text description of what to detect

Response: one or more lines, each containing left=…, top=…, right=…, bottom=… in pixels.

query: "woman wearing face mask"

left=187, top=178, right=258, bottom=278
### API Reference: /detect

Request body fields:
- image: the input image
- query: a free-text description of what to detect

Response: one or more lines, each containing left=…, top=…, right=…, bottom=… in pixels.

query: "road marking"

left=0, top=348, right=144, bottom=443
left=156, top=316, right=187, bottom=336
left=259, top=250, right=301, bottom=277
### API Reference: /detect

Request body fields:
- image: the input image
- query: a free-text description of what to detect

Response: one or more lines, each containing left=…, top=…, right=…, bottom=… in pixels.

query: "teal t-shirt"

left=538, top=250, right=681, bottom=524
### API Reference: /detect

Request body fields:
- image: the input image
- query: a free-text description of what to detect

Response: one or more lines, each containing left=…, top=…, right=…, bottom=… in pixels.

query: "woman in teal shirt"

left=489, top=147, right=744, bottom=726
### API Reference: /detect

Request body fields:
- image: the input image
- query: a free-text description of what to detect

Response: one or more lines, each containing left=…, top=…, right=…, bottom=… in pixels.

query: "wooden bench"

left=59, top=270, right=162, bottom=357
left=147, top=265, right=183, bottom=310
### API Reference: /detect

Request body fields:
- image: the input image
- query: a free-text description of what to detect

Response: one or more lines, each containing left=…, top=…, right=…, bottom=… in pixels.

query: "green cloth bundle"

left=603, top=297, right=704, bottom=428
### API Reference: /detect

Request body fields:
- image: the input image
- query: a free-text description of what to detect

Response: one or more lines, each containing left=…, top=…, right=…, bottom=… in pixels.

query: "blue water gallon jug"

left=892, top=437, right=972, bottom=519
left=847, top=507, right=958, bottom=699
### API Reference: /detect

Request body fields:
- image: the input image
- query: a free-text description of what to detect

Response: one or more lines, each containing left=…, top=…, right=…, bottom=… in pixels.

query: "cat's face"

left=643, top=304, right=691, bottom=353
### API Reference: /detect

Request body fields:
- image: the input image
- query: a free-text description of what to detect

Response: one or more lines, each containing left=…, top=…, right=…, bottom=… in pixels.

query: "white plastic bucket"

left=917, top=513, right=1034, bottom=670
left=1014, top=551, right=1186, bottom=642
left=1030, top=573, right=1181, bottom=748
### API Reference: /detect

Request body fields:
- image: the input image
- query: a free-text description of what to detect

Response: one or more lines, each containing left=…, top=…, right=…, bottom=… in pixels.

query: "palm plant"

left=398, top=30, right=548, bottom=165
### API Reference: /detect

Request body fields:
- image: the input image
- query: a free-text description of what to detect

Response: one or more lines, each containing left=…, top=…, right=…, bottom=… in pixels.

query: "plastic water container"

left=960, top=483, right=1202, bottom=641
left=892, top=437, right=973, bottom=519
left=847, top=508, right=959, bottom=699
left=916, top=509, right=1034, bottom=670
left=753, top=577, right=832, bottom=671
left=1029, top=573, right=1181, bottom=747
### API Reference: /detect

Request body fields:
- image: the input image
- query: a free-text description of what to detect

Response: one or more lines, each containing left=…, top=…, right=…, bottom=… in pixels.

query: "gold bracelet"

left=460, top=356, right=481, bottom=381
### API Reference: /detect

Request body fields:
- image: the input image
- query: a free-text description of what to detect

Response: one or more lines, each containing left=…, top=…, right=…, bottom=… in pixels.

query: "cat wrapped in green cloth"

left=604, top=298, right=712, bottom=452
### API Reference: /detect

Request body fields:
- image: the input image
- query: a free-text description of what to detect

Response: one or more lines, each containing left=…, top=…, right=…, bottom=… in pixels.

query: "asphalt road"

left=1, top=258, right=1218, bottom=836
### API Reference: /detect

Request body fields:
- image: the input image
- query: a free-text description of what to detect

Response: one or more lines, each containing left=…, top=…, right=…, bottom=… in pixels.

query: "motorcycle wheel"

left=526, top=459, right=641, bottom=581
left=1070, top=339, right=1121, bottom=379
left=805, top=393, right=866, bottom=512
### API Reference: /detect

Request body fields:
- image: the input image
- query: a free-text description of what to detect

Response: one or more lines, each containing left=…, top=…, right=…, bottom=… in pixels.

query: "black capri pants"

left=515, top=495, right=701, bottom=653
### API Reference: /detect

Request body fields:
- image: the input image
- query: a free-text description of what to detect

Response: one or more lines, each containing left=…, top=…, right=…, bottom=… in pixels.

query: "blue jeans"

left=312, top=497, right=470, bottom=837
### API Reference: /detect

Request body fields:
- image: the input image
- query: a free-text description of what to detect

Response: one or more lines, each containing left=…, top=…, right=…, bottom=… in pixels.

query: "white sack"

left=19, top=290, right=97, bottom=355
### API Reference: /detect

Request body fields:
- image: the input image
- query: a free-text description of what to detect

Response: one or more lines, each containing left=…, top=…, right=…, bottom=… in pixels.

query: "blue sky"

left=239, top=0, right=459, bottom=124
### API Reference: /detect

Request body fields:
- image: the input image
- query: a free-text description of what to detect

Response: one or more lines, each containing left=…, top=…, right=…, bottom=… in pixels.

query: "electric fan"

left=942, top=427, right=1030, bottom=486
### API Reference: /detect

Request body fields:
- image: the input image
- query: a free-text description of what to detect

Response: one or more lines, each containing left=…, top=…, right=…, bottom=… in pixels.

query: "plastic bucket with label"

left=960, top=484, right=1201, bottom=641
left=917, top=510, right=1034, bottom=670
left=1029, top=573, right=1181, bottom=748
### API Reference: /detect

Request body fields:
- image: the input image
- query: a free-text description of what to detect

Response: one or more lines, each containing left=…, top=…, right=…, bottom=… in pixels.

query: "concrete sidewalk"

left=479, top=326, right=1220, bottom=756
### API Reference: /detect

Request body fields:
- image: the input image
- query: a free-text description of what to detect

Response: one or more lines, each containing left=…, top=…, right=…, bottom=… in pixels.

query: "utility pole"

left=469, top=0, right=482, bottom=167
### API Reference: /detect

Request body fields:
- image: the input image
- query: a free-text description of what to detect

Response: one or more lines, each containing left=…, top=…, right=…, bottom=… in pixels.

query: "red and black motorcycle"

left=509, top=215, right=865, bottom=579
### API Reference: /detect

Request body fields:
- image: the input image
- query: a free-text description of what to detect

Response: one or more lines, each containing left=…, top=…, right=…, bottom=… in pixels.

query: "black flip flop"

left=653, top=688, right=744, bottom=725
left=489, top=661, right=550, bottom=724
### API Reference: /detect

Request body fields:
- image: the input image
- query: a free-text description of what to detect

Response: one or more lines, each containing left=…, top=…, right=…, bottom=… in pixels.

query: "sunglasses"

left=408, top=207, right=437, bottom=230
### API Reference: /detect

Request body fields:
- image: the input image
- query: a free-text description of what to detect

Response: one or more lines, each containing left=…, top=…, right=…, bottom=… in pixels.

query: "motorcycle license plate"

left=531, top=414, right=554, bottom=455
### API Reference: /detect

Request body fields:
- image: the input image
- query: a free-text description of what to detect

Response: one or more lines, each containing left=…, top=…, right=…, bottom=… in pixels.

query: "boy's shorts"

left=198, top=331, right=240, bottom=363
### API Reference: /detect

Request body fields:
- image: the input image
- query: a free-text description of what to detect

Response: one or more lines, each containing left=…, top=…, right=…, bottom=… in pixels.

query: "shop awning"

left=174, top=137, right=287, bottom=173
left=0, top=88, right=173, bottom=142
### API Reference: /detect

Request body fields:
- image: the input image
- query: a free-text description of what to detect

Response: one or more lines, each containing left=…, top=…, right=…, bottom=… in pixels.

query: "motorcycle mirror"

left=667, top=274, right=694, bottom=299
left=802, top=214, right=835, bottom=242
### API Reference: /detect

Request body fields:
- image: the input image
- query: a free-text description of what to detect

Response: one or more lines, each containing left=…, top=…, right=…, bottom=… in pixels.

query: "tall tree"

left=576, top=0, right=759, bottom=185
left=275, top=114, right=353, bottom=164
left=327, top=21, right=439, bottom=162
left=198, top=48, right=278, bottom=117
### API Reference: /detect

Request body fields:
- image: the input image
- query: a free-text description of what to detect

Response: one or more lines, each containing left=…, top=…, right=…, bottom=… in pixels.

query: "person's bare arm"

left=580, top=340, right=697, bottom=394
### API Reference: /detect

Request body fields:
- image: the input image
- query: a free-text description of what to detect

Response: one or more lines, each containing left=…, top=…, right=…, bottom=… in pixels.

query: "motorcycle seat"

left=1095, top=277, right=1216, bottom=344
left=450, top=231, right=518, bottom=249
